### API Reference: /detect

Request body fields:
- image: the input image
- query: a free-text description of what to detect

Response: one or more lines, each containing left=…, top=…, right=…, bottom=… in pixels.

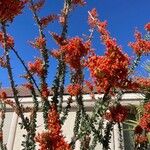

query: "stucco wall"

left=2, top=93, right=145, bottom=150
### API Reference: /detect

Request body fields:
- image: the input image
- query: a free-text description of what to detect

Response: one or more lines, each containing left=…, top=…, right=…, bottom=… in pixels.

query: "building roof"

left=0, top=86, right=141, bottom=98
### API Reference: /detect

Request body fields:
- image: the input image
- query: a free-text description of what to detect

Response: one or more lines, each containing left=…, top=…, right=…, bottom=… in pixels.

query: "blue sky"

left=0, top=0, right=150, bottom=87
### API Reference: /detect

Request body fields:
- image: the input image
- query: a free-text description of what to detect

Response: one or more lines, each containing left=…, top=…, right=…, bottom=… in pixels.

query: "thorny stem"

left=60, top=97, right=72, bottom=124
left=102, top=122, right=114, bottom=150
left=118, top=123, right=124, bottom=150
left=10, top=48, right=39, bottom=145
left=1, top=23, right=29, bottom=132
left=11, top=47, right=41, bottom=94
left=70, top=109, right=81, bottom=149
left=52, top=0, right=71, bottom=106
left=29, top=0, right=50, bottom=128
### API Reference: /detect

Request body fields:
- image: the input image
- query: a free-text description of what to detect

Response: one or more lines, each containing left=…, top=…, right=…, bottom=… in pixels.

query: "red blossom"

left=51, top=50, right=61, bottom=59
left=135, top=77, right=150, bottom=89
left=30, top=0, right=45, bottom=12
left=23, top=83, right=34, bottom=90
left=35, top=105, right=71, bottom=150
left=87, top=9, right=130, bottom=93
left=51, top=32, right=66, bottom=46
left=30, top=36, right=46, bottom=50
left=105, top=104, right=128, bottom=123
left=135, top=135, right=148, bottom=144
left=67, top=84, right=82, bottom=96
left=72, top=0, right=86, bottom=6
left=145, top=22, right=150, bottom=32
left=61, top=37, right=91, bottom=70
left=28, top=58, right=44, bottom=76
left=41, top=84, right=49, bottom=99
left=51, top=34, right=90, bottom=69
left=139, top=113, right=150, bottom=132
left=144, top=102, right=150, bottom=112
left=0, top=91, right=15, bottom=109
left=40, top=14, right=58, bottom=28
left=0, top=32, right=14, bottom=48
left=88, top=8, right=99, bottom=28
left=0, top=0, right=26, bottom=23
left=129, top=30, right=150, bottom=55
left=84, top=80, right=94, bottom=91
left=134, top=125, right=143, bottom=134
left=0, top=91, right=7, bottom=99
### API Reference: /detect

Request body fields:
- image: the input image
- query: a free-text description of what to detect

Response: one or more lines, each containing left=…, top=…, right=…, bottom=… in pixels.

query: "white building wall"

left=1, top=93, right=144, bottom=150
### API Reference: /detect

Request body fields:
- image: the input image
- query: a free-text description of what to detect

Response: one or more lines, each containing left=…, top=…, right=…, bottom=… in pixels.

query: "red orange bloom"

left=30, top=0, right=45, bottom=12
left=51, top=32, right=66, bottom=46
left=72, top=0, right=86, bottom=6
left=88, top=8, right=100, bottom=28
left=67, top=84, right=82, bottom=96
left=129, top=30, right=150, bottom=55
left=0, top=91, right=7, bottom=100
left=139, top=113, right=150, bottom=132
left=41, top=84, right=49, bottom=99
left=61, top=37, right=90, bottom=70
left=40, top=14, right=58, bottom=28
left=0, top=32, right=14, bottom=48
left=144, top=102, right=150, bottom=112
left=135, top=77, right=150, bottom=89
left=23, top=83, right=34, bottom=90
left=145, top=22, right=150, bottom=32
left=28, top=58, right=44, bottom=76
left=135, top=135, right=148, bottom=144
left=35, top=105, right=71, bottom=150
left=0, top=0, right=26, bottom=23
left=30, top=36, right=46, bottom=50
left=134, top=125, right=143, bottom=134
left=87, top=9, right=130, bottom=93
left=105, top=104, right=128, bottom=123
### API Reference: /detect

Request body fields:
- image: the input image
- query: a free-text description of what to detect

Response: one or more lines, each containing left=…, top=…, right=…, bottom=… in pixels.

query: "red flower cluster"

left=41, top=84, right=49, bottom=99
left=30, top=36, right=46, bottom=50
left=35, top=105, right=71, bottom=150
left=30, top=0, right=45, bottom=12
left=135, top=77, right=150, bottom=89
left=51, top=34, right=90, bottom=70
left=0, top=32, right=14, bottom=48
left=134, top=101, right=150, bottom=136
left=0, top=0, right=26, bottom=23
left=87, top=54, right=130, bottom=92
left=87, top=9, right=130, bottom=93
left=105, top=104, right=128, bottom=123
left=23, top=83, right=34, bottom=90
left=129, top=30, right=150, bottom=55
left=135, top=135, right=148, bottom=144
left=0, top=91, right=7, bottom=100
left=145, top=22, right=150, bottom=32
left=144, top=102, right=150, bottom=112
left=40, top=14, right=58, bottom=28
left=28, top=58, right=44, bottom=76
left=139, top=113, right=150, bottom=132
left=134, top=125, right=143, bottom=134
left=72, top=0, right=86, bottom=6
left=88, top=8, right=99, bottom=28
left=51, top=32, right=66, bottom=46
left=67, top=84, right=82, bottom=96
left=84, top=80, right=94, bottom=92
left=61, top=37, right=90, bottom=70
left=0, top=91, right=15, bottom=109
